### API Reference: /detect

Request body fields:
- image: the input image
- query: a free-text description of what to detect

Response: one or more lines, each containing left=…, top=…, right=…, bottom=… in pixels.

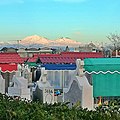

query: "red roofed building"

left=0, top=53, right=28, bottom=92
left=27, top=52, right=103, bottom=64
left=0, top=53, right=27, bottom=72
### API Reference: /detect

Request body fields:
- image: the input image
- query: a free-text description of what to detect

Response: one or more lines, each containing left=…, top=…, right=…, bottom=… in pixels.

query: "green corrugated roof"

left=84, top=58, right=120, bottom=65
left=93, top=73, right=120, bottom=97
left=26, top=62, right=37, bottom=67
left=84, top=58, right=120, bottom=97
left=84, top=58, right=120, bottom=72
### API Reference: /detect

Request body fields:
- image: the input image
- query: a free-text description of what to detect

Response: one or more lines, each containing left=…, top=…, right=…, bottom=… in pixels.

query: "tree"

left=107, top=33, right=120, bottom=50
left=107, top=33, right=120, bottom=57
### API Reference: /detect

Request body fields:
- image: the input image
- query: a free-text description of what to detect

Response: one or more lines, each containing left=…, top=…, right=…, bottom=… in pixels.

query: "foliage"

left=107, top=33, right=120, bottom=50
left=0, top=94, right=120, bottom=120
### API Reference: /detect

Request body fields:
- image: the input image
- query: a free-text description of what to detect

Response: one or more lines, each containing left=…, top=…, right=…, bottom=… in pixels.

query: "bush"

left=0, top=94, right=120, bottom=120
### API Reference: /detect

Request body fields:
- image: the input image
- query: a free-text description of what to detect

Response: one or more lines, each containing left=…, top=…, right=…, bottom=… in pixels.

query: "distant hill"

left=20, top=35, right=81, bottom=46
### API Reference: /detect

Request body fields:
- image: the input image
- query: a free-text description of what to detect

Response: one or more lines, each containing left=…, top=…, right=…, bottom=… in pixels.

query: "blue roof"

left=43, top=64, right=76, bottom=70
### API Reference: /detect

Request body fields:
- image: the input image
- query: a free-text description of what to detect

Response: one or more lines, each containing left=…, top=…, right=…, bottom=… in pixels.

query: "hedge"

left=0, top=94, right=120, bottom=120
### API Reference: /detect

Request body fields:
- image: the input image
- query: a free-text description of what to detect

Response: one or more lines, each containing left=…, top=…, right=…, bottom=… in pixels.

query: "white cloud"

left=53, top=0, right=86, bottom=3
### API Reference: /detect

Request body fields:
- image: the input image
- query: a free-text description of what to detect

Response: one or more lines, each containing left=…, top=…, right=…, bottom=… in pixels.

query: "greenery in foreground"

left=0, top=94, right=120, bottom=120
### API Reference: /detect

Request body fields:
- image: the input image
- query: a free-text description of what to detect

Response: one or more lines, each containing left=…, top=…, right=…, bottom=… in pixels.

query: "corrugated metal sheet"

left=44, top=64, right=76, bottom=70
left=0, top=53, right=26, bottom=64
left=28, top=52, right=103, bottom=64
left=84, top=58, right=120, bottom=97
left=27, top=62, right=76, bottom=70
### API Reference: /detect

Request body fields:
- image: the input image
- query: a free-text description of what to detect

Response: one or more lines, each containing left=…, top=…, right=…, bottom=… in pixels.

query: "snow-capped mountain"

left=54, top=37, right=81, bottom=46
left=20, top=35, right=51, bottom=45
left=20, top=35, right=81, bottom=46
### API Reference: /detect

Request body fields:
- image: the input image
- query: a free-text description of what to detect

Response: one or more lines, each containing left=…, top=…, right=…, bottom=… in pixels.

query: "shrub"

left=0, top=94, right=120, bottom=120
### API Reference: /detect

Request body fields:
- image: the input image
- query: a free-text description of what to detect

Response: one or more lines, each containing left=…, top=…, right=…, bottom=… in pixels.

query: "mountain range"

left=20, top=35, right=81, bottom=46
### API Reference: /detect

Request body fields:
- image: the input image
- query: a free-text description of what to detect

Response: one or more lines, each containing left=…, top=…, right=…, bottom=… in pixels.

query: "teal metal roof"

left=84, top=58, right=120, bottom=65
left=84, top=58, right=120, bottom=72
left=84, top=58, right=120, bottom=97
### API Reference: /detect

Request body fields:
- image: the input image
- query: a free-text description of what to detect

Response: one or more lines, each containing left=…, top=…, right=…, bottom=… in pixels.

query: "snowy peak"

left=55, top=37, right=80, bottom=46
left=20, top=35, right=50, bottom=45
left=20, top=35, right=81, bottom=46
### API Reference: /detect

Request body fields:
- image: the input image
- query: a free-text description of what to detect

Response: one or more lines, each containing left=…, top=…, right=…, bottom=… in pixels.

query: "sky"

left=0, top=0, right=120, bottom=44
